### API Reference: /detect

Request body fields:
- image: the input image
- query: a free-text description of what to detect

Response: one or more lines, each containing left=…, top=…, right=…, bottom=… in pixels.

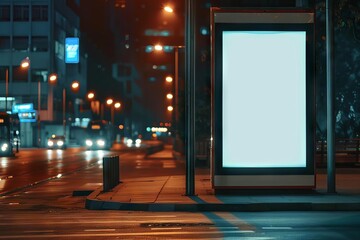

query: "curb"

left=85, top=190, right=360, bottom=212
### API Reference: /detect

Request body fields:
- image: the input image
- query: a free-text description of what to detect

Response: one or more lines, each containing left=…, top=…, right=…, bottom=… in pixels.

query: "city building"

left=0, top=0, right=87, bottom=147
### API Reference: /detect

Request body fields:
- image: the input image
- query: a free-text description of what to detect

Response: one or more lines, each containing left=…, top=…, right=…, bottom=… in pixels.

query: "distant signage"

left=17, top=112, right=36, bottom=122
left=65, top=37, right=79, bottom=63
left=12, top=103, right=34, bottom=113
left=12, top=104, right=36, bottom=123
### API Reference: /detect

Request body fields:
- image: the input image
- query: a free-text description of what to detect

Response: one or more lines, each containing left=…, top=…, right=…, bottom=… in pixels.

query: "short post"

left=356, top=139, right=359, bottom=163
left=102, top=155, right=120, bottom=192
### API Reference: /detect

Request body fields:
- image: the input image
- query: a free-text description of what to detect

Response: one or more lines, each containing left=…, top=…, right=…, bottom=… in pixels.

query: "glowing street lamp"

left=48, top=73, right=58, bottom=83
left=167, top=106, right=174, bottom=112
left=71, top=81, right=80, bottom=91
left=166, top=93, right=173, bottom=99
left=114, top=102, right=121, bottom=109
left=154, top=44, right=163, bottom=51
left=20, top=57, right=30, bottom=68
left=87, top=92, right=95, bottom=100
left=165, top=76, right=173, bottom=83
left=164, top=6, right=174, bottom=13
left=106, top=98, right=113, bottom=105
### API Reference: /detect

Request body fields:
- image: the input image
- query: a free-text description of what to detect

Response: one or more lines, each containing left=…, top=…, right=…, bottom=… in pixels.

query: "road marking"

left=262, top=227, right=293, bottom=230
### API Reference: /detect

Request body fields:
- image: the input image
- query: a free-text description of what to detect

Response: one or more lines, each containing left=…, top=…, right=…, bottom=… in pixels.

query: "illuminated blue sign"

left=12, top=103, right=36, bottom=122
left=65, top=37, right=79, bottom=63
left=12, top=103, right=34, bottom=113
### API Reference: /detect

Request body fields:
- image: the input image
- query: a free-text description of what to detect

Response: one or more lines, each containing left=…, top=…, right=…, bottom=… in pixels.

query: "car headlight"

left=57, top=141, right=64, bottom=147
left=85, top=139, right=93, bottom=147
left=1, top=143, right=8, bottom=152
left=126, top=139, right=133, bottom=147
left=96, top=139, right=105, bottom=147
left=47, top=141, right=54, bottom=147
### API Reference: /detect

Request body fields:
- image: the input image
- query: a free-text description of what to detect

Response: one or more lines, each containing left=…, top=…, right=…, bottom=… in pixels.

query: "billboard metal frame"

left=211, top=8, right=316, bottom=189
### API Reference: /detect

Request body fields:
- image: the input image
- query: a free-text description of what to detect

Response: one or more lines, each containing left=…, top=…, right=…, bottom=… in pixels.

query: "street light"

left=5, top=68, right=9, bottom=112
left=166, top=93, right=173, bottom=99
left=165, top=76, right=173, bottom=83
left=87, top=92, right=95, bottom=100
left=154, top=44, right=184, bottom=137
left=62, top=80, right=80, bottom=138
left=164, top=6, right=174, bottom=13
left=49, top=73, right=58, bottom=83
left=5, top=57, right=31, bottom=112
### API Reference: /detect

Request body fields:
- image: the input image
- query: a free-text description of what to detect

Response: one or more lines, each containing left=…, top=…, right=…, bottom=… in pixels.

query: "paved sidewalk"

left=86, top=147, right=360, bottom=212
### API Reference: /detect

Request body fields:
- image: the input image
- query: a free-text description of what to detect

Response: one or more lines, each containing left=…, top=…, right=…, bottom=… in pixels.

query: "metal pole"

left=101, top=103, right=104, bottom=121
left=111, top=106, right=114, bottom=124
left=174, top=46, right=179, bottom=140
left=38, top=80, right=41, bottom=147
left=63, top=88, right=66, bottom=138
left=185, top=0, right=195, bottom=196
left=5, top=68, right=8, bottom=112
left=326, top=0, right=336, bottom=193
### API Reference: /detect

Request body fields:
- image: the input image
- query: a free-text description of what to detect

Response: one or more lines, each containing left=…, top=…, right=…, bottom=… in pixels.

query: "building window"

left=32, top=5, right=48, bottom=21
left=12, top=66, right=28, bottom=82
left=31, top=36, right=48, bottom=52
left=31, top=69, right=48, bottom=83
left=13, top=5, right=29, bottom=21
left=55, top=40, right=64, bottom=60
left=0, top=5, right=10, bottom=21
left=0, top=36, right=10, bottom=50
left=13, top=36, right=29, bottom=51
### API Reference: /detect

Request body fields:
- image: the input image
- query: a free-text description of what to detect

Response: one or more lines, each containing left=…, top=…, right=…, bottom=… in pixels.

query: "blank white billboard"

left=222, top=31, right=307, bottom=168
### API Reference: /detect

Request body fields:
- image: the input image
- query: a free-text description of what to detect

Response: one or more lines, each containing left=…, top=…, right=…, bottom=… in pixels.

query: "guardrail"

left=103, top=155, right=120, bottom=192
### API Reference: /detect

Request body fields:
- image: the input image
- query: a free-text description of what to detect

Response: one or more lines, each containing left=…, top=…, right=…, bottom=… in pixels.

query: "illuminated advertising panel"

left=212, top=10, right=315, bottom=189
left=65, top=37, right=79, bottom=63
left=223, top=31, right=306, bottom=168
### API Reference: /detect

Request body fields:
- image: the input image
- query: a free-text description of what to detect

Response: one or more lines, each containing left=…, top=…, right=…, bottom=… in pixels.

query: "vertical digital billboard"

left=211, top=10, right=315, bottom=189
left=65, top=37, right=79, bottom=63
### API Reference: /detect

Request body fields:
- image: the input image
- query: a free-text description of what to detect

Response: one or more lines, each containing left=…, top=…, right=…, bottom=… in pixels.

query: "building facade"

left=0, top=0, right=87, bottom=147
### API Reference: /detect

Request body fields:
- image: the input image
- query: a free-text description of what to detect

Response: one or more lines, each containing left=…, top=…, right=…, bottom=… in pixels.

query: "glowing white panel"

left=222, top=31, right=306, bottom=168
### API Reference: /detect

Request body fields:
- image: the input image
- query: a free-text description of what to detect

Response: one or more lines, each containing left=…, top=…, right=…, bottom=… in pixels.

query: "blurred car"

left=85, top=138, right=110, bottom=150
left=47, top=135, right=66, bottom=149
left=125, top=137, right=142, bottom=148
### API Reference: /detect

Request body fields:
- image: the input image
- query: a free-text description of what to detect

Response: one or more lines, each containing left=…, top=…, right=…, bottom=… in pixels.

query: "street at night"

left=2, top=0, right=360, bottom=239
left=1, top=147, right=360, bottom=239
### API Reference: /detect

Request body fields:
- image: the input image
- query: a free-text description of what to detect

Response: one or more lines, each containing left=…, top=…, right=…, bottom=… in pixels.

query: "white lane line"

left=262, top=227, right=293, bottom=230
left=84, top=229, right=116, bottom=232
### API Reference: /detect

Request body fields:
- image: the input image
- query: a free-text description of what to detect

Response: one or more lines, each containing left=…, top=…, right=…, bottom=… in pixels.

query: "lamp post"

left=155, top=45, right=184, bottom=139
left=5, top=68, right=8, bottom=112
left=113, top=102, right=121, bottom=125
left=61, top=80, right=79, bottom=138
